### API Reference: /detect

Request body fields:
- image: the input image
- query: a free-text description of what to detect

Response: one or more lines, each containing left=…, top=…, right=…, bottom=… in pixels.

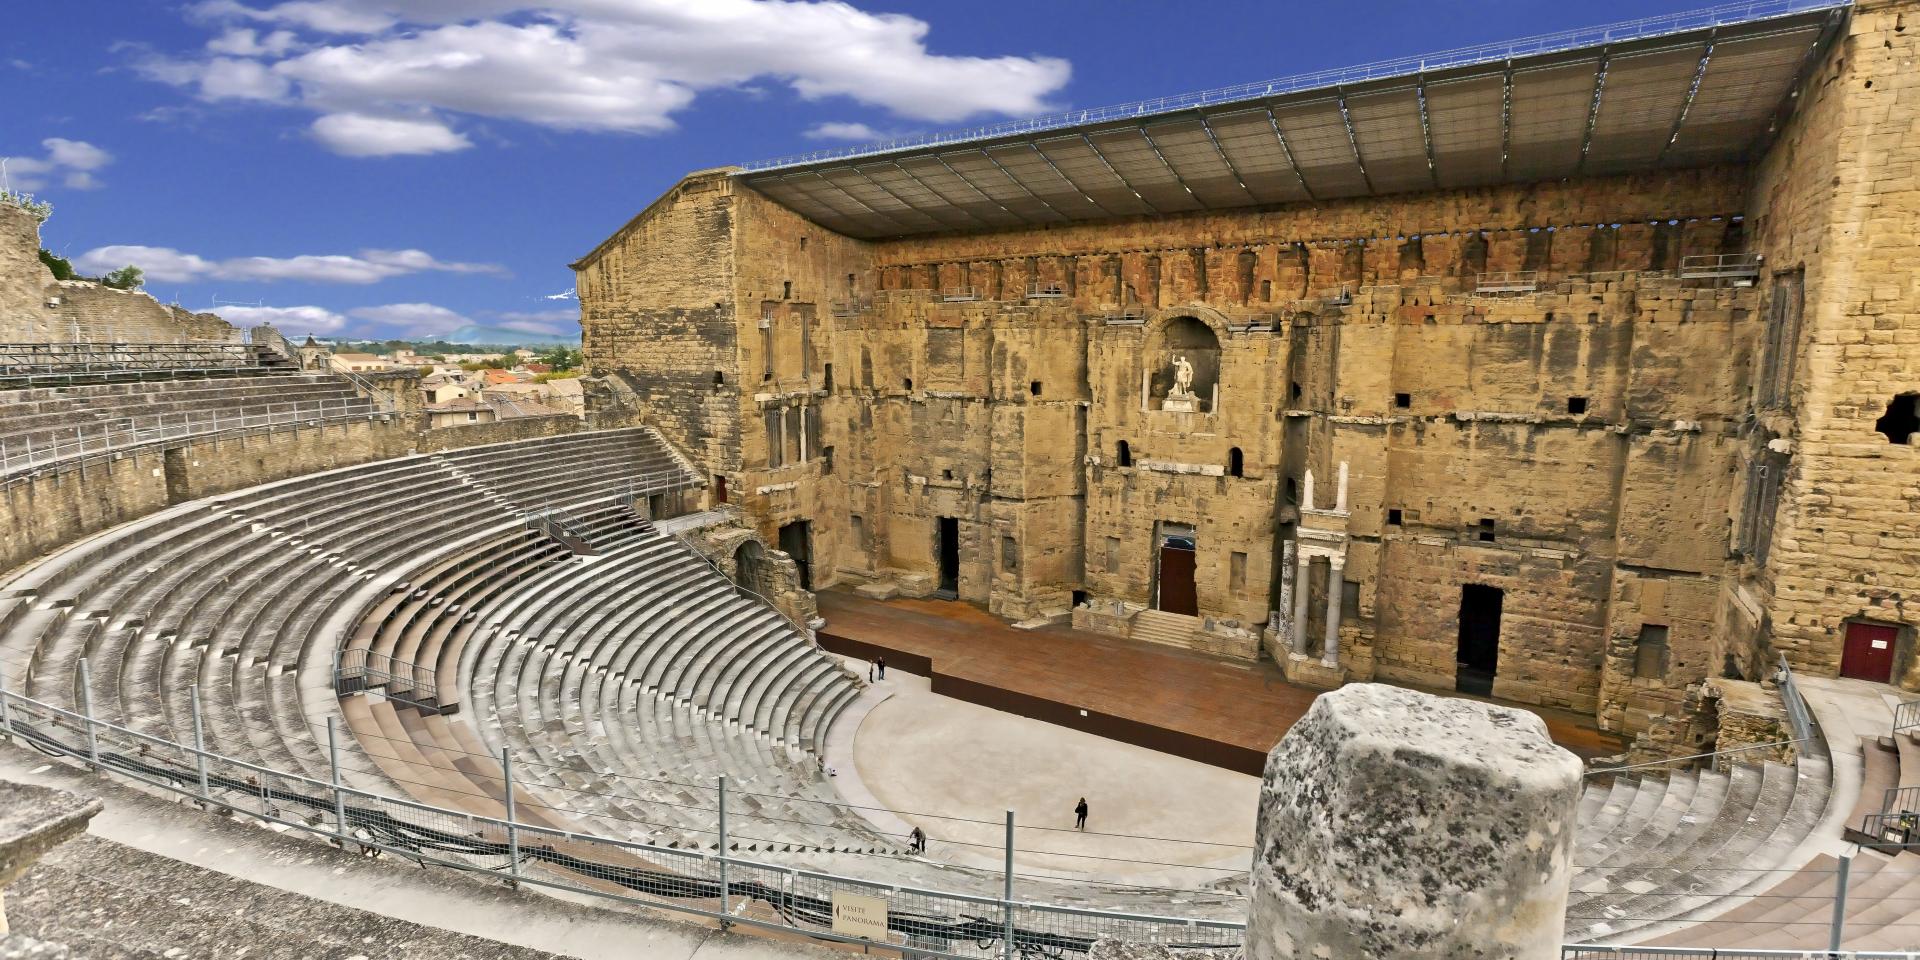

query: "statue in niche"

left=1162, top=354, right=1199, bottom=412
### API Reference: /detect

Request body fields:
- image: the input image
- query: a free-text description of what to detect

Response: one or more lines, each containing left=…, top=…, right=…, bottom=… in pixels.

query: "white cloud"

left=206, top=27, right=299, bottom=57
left=213, top=303, right=348, bottom=332
left=309, top=113, right=471, bottom=157
left=348, top=301, right=470, bottom=336
left=543, top=289, right=577, bottom=301
left=73, top=244, right=504, bottom=285
left=198, top=57, right=292, bottom=100
left=141, top=1, right=1071, bottom=156
left=804, top=121, right=889, bottom=141
left=4, top=138, right=114, bottom=191
left=492, top=309, right=577, bottom=336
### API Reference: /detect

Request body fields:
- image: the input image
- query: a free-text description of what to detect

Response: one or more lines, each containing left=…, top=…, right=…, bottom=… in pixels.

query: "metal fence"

left=333, top=648, right=445, bottom=713
left=737, top=0, right=1851, bottom=172
left=1895, top=698, right=1920, bottom=735
left=0, top=396, right=388, bottom=487
left=0, top=682, right=1244, bottom=959
left=0, top=341, right=276, bottom=387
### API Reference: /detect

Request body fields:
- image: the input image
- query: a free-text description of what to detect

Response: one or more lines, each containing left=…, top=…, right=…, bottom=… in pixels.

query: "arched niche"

left=733, top=539, right=769, bottom=593
left=1145, top=309, right=1225, bottom=413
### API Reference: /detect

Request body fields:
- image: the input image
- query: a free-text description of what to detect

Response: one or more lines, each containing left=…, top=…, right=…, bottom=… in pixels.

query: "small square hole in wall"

left=1290, top=382, right=1302, bottom=400
left=1387, top=508, right=1403, bottom=526
left=1030, top=380, right=1042, bottom=396
left=942, top=468, right=954, bottom=480
left=904, top=377, right=913, bottom=390
left=1568, top=396, right=1589, bottom=415
left=799, top=236, right=808, bottom=250
left=1394, top=392, right=1411, bottom=409
left=1478, top=518, right=1496, bottom=542
left=782, top=280, right=792, bottom=299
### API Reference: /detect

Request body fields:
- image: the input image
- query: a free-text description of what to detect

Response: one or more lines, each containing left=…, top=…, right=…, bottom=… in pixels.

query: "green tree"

left=101, top=265, right=144, bottom=291
left=536, top=345, right=582, bottom=371
left=37, top=248, right=74, bottom=281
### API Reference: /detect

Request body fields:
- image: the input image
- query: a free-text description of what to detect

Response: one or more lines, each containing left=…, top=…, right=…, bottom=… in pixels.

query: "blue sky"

left=3, top=0, right=1703, bottom=343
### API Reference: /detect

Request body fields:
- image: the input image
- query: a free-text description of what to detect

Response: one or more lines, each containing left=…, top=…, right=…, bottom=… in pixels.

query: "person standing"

left=868, top=658, right=876, bottom=682
left=877, top=655, right=887, bottom=680
left=909, top=826, right=926, bottom=855
left=1074, top=797, right=1089, bottom=830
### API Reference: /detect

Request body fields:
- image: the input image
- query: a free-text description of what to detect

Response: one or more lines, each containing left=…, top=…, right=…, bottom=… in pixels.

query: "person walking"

left=1074, top=797, right=1089, bottom=830
left=909, top=826, right=926, bottom=855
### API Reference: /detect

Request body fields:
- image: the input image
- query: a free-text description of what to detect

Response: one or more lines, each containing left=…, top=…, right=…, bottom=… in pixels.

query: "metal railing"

left=1101, top=307, right=1147, bottom=325
left=1026, top=282, right=1067, bottom=300
left=1893, top=698, right=1920, bottom=734
left=1475, top=270, right=1540, bottom=294
left=0, top=396, right=387, bottom=487
left=1678, top=252, right=1764, bottom=280
left=1585, top=736, right=1808, bottom=777
left=0, top=682, right=1245, bottom=959
left=665, top=527, right=814, bottom=638
left=942, top=287, right=983, bottom=302
left=0, top=341, right=285, bottom=388
left=1778, top=653, right=1815, bottom=744
left=334, top=649, right=445, bottom=714
left=737, top=0, right=1850, bottom=173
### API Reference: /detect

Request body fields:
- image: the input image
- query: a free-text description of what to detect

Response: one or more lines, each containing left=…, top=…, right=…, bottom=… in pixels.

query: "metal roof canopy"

left=737, top=0, right=1846, bottom=240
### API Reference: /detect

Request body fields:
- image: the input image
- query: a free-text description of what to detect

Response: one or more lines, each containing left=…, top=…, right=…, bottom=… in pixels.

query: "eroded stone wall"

left=580, top=40, right=1920, bottom=740
left=0, top=203, right=237, bottom=344
left=1738, top=0, right=1920, bottom=689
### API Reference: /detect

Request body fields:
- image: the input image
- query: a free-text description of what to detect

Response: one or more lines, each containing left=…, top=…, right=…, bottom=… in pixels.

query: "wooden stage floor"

left=815, top=590, right=1623, bottom=770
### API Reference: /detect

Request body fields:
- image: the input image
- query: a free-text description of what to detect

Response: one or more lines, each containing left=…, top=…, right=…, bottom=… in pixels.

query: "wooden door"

left=1156, top=545, right=1198, bottom=616
left=1841, top=622, right=1899, bottom=683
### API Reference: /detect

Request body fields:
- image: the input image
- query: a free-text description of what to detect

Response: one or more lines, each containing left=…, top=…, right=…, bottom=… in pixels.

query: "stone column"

left=1320, top=557, right=1344, bottom=667
left=1246, top=684, right=1581, bottom=960
left=1274, top=541, right=1296, bottom=650
left=1290, top=552, right=1313, bottom=656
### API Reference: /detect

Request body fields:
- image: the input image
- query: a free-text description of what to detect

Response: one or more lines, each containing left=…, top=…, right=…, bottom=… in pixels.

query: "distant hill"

left=442, top=324, right=579, bottom=347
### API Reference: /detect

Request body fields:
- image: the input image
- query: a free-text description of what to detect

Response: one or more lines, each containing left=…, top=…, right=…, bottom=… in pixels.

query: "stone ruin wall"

left=1739, top=0, right=1920, bottom=689
left=0, top=202, right=238, bottom=344
left=578, top=162, right=1811, bottom=738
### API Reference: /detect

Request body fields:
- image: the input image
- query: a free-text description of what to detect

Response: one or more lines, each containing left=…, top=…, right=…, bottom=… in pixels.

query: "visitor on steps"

left=1075, top=797, right=1089, bottom=830
left=909, top=826, right=926, bottom=855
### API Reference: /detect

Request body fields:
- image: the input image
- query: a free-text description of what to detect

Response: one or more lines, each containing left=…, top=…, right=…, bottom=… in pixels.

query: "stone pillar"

left=1246, top=685, right=1581, bottom=960
left=1320, top=557, right=1344, bottom=667
left=1291, top=553, right=1313, bottom=656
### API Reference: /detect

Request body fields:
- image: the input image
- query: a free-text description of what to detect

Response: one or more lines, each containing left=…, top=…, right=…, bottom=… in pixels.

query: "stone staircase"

left=1129, top=609, right=1199, bottom=648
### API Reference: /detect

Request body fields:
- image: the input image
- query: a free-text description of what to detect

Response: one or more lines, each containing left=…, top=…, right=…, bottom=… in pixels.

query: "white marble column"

left=1321, top=557, right=1345, bottom=667
left=1291, top=552, right=1313, bottom=656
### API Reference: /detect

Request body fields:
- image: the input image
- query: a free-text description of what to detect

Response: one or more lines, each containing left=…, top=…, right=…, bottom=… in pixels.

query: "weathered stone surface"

left=1246, top=685, right=1581, bottom=960
left=0, top=781, right=100, bottom=889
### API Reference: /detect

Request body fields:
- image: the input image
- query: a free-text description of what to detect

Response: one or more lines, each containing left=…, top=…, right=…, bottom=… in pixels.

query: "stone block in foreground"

left=1246, top=684, right=1582, bottom=960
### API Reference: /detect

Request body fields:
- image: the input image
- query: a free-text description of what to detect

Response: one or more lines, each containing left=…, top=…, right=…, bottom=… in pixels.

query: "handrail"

left=0, top=396, right=387, bottom=486
left=0, top=685, right=1243, bottom=958
left=1777, top=652, right=1815, bottom=744
left=0, top=679, right=1897, bottom=959
left=1585, top=737, right=1808, bottom=776
left=1894, top=698, right=1920, bottom=735
left=664, top=526, right=813, bottom=637
left=737, top=0, right=1852, bottom=173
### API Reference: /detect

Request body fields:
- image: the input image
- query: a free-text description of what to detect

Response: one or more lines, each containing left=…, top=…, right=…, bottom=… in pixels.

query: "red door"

left=1156, top=545, right=1198, bottom=616
left=1841, top=622, right=1900, bottom=683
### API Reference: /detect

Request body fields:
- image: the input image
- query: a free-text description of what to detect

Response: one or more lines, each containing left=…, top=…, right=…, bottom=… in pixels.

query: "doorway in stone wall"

left=778, top=520, right=813, bottom=591
left=1154, top=523, right=1198, bottom=616
left=1456, top=584, right=1503, bottom=696
left=1841, top=621, right=1900, bottom=684
left=936, top=517, right=960, bottom=598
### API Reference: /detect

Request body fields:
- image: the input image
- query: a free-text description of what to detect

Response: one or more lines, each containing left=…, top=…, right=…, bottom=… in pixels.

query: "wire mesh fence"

left=0, top=683, right=1254, bottom=958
